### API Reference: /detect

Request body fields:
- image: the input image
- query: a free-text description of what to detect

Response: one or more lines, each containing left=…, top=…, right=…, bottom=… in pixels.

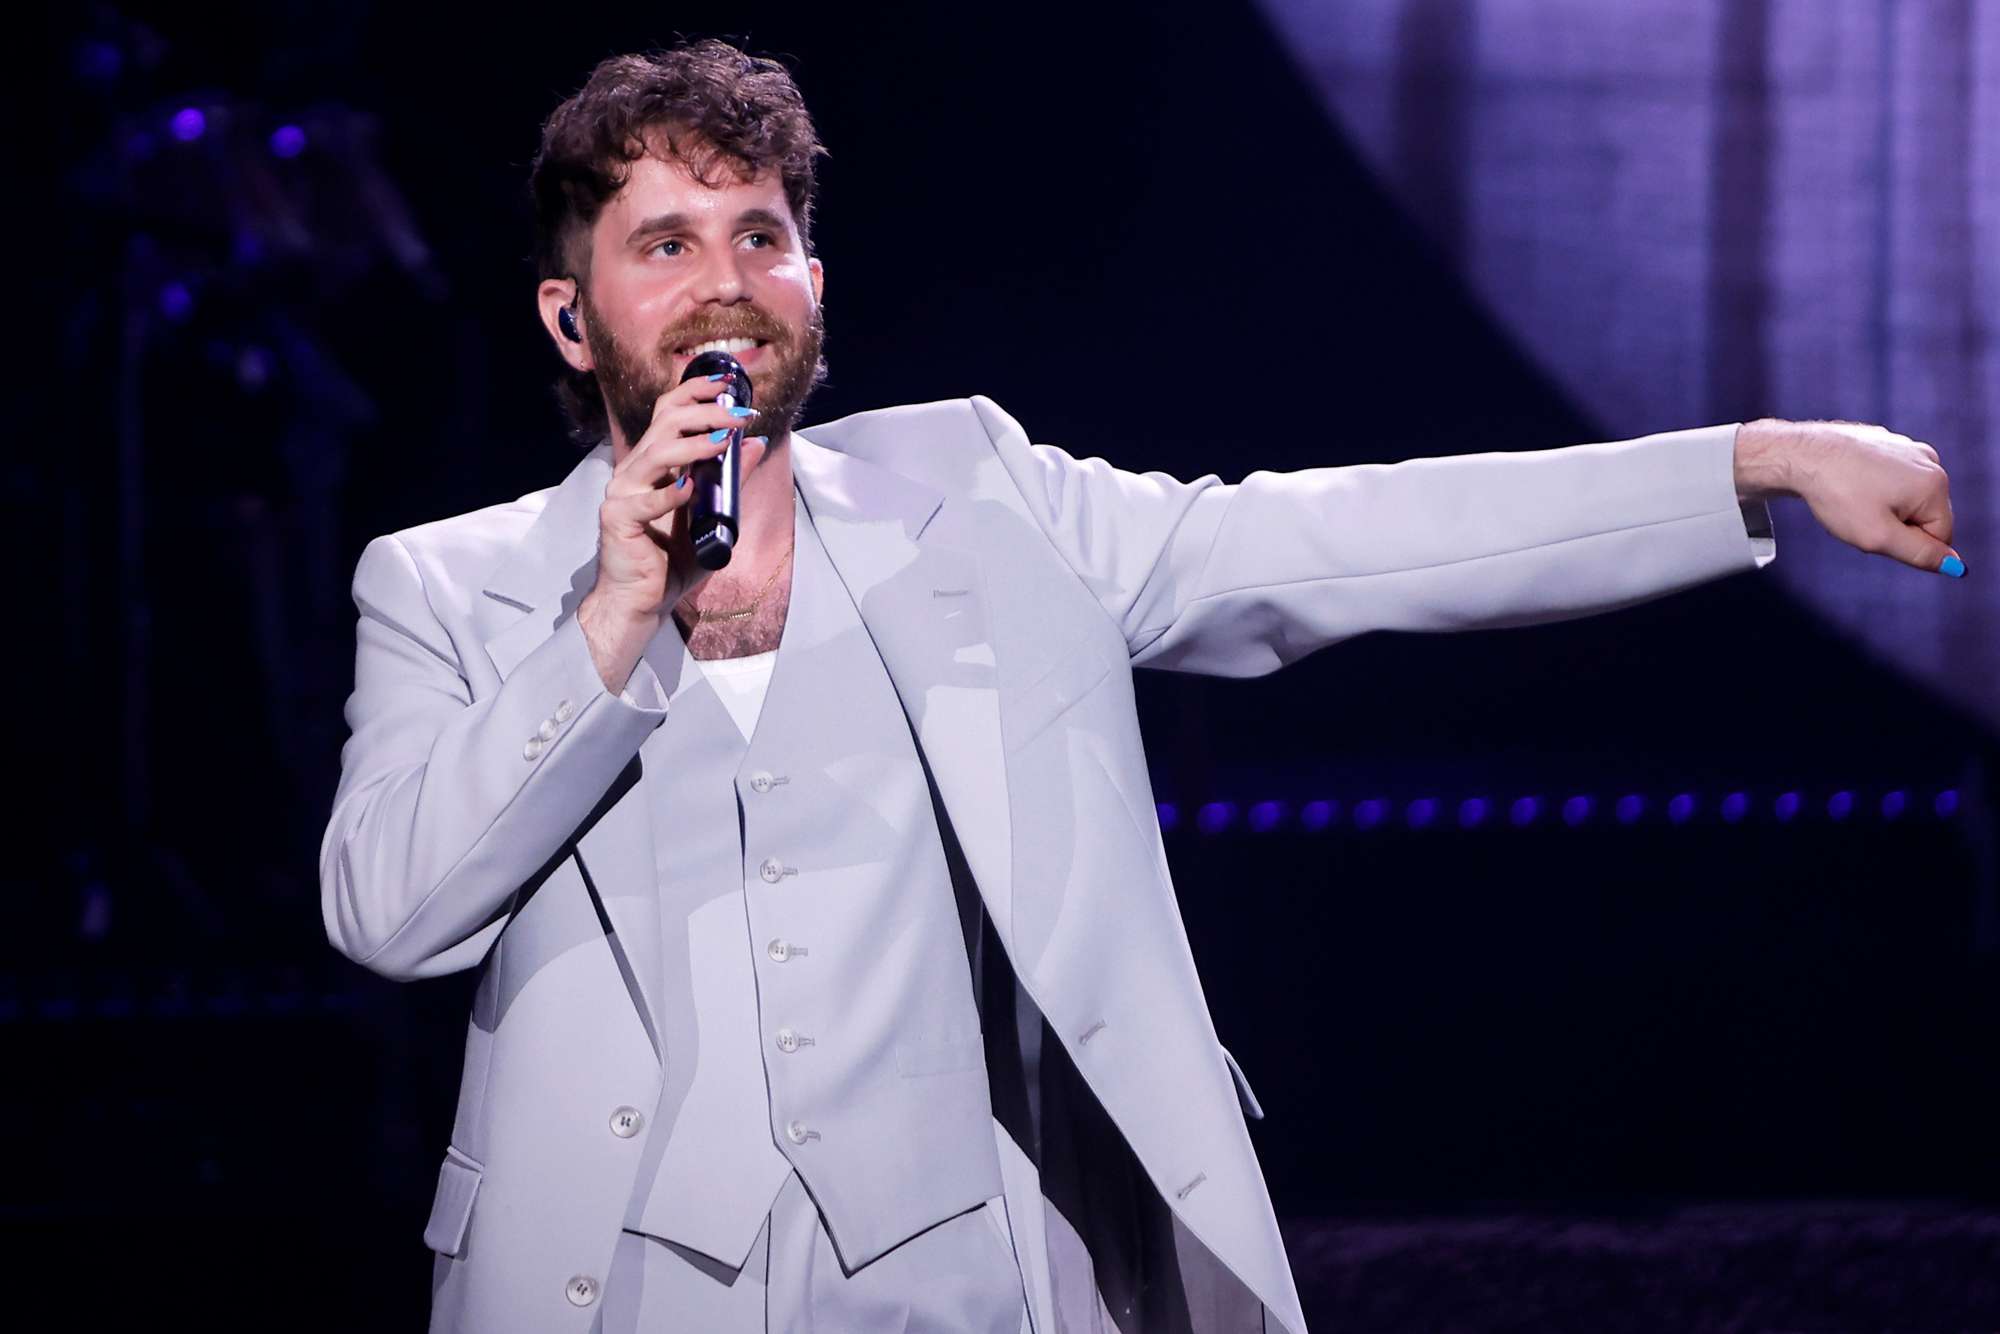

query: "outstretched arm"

left=975, top=395, right=1779, bottom=677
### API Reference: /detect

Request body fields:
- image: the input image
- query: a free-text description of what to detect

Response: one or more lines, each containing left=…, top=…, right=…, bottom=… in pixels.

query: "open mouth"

left=675, top=337, right=770, bottom=368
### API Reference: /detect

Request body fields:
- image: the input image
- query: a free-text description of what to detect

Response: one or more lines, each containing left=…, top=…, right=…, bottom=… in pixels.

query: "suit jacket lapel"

left=481, top=443, right=615, bottom=677
left=790, top=431, right=1018, bottom=939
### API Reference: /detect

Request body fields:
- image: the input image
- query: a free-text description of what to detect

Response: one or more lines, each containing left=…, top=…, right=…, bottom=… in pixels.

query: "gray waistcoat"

left=619, top=482, right=1004, bottom=1275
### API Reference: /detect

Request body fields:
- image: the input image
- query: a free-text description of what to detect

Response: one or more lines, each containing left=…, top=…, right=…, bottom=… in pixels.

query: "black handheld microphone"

left=678, top=349, right=752, bottom=570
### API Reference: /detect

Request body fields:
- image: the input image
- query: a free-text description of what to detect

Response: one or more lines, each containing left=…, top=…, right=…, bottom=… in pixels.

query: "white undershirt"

left=688, top=649, right=777, bottom=742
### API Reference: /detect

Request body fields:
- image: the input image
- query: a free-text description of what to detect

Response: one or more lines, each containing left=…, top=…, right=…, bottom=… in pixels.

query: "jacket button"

left=522, top=738, right=543, bottom=761
left=750, top=770, right=775, bottom=793
left=767, top=938, right=791, bottom=962
left=537, top=718, right=557, bottom=741
left=775, top=1028, right=799, bottom=1053
left=555, top=699, right=574, bottom=722
left=609, top=1106, right=644, bottom=1138
left=759, top=858, right=784, bottom=884
left=785, top=1120, right=809, bottom=1145
left=565, top=1274, right=599, bottom=1307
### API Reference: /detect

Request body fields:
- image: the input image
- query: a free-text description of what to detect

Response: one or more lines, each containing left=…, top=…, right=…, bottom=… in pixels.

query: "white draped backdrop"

left=1256, top=0, right=1998, bottom=728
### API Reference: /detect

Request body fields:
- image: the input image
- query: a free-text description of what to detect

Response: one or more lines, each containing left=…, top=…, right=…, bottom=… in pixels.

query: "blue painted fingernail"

left=707, top=372, right=726, bottom=381
left=708, top=428, right=730, bottom=442
left=678, top=474, right=689, bottom=488
left=1941, top=555, right=1966, bottom=578
left=728, top=405, right=756, bottom=417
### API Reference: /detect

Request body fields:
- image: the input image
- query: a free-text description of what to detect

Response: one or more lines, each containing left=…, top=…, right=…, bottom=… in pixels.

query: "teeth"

left=683, top=337, right=762, bottom=357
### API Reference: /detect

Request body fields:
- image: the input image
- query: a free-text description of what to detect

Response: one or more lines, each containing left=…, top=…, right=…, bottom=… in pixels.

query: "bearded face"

left=580, top=265, right=827, bottom=453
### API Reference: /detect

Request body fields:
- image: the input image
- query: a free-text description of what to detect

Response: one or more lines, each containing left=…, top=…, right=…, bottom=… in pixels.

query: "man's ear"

left=536, top=277, right=591, bottom=370
left=809, top=256, right=825, bottom=305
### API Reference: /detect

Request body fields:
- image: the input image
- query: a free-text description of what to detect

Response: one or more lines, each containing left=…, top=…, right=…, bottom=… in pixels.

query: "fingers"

left=605, top=433, right=771, bottom=533
left=611, top=416, right=754, bottom=496
left=1905, top=472, right=1955, bottom=549
left=1866, top=429, right=1962, bottom=574
left=611, top=380, right=763, bottom=489
left=1869, top=510, right=1965, bottom=576
left=1878, top=523, right=1944, bottom=572
left=603, top=472, right=697, bottom=534
left=1914, top=503, right=1954, bottom=550
left=639, top=411, right=763, bottom=487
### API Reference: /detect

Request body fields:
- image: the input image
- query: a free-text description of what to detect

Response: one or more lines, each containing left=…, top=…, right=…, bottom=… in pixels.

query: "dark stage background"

left=19, top=2, right=1999, bottom=1329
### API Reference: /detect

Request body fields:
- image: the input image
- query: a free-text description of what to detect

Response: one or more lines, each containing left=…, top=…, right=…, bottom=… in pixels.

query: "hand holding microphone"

left=578, top=365, right=768, bottom=692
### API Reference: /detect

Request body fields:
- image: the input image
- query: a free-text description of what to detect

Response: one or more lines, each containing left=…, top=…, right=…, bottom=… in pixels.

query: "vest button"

left=775, top=1027, right=799, bottom=1053
left=565, top=1274, right=599, bottom=1307
left=785, top=1120, right=810, bottom=1145
left=767, top=938, right=791, bottom=962
left=759, top=858, right=784, bottom=884
left=609, top=1106, right=644, bottom=1138
left=750, top=770, right=775, bottom=793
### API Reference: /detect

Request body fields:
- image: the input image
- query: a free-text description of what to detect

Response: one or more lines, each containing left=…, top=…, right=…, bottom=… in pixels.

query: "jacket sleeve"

left=318, top=532, right=671, bottom=980
left=969, top=394, right=1776, bottom=677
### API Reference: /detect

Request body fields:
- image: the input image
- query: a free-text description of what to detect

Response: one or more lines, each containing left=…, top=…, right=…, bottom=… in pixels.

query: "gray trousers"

left=592, top=1169, right=1032, bottom=1333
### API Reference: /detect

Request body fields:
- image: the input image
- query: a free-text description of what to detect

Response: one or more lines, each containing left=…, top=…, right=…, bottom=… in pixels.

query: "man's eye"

left=650, top=233, right=775, bottom=259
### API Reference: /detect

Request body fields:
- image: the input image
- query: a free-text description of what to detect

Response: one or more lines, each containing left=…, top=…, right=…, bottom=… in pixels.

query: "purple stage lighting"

left=1721, top=792, right=1749, bottom=823
left=1881, top=790, right=1907, bottom=819
left=1775, top=791, right=1802, bottom=822
left=270, top=125, right=308, bottom=158
left=1615, top=794, right=1645, bottom=824
left=157, top=282, right=193, bottom=322
left=170, top=107, right=207, bottom=142
left=1196, top=802, right=1236, bottom=834
left=1353, top=799, right=1387, bottom=830
left=1510, top=796, right=1541, bottom=827
left=1248, top=801, right=1285, bottom=832
left=1828, top=791, right=1855, bottom=820
left=1935, top=790, right=1960, bottom=817
left=1300, top=800, right=1335, bottom=831
left=1155, top=802, right=1178, bottom=831
left=1562, top=795, right=1593, bottom=826
left=1405, top=798, right=1436, bottom=829
left=1668, top=793, right=1697, bottom=824
left=1458, top=797, right=1488, bottom=828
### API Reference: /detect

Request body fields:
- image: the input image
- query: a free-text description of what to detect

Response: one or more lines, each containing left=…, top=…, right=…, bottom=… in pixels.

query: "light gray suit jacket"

left=320, top=395, right=1774, bottom=1333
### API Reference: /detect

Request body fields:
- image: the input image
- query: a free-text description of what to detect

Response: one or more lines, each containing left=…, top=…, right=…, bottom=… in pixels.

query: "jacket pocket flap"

left=1221, top=1045, right=1265, bottom=1121
left=422, top=1150, right=483, bottom=1256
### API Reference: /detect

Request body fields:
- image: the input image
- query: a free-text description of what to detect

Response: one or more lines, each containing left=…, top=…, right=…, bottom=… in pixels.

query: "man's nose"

left=689, top=243, right=751, bottom=301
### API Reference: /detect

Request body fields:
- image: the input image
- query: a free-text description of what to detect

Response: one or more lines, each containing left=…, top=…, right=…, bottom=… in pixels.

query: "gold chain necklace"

left=678, top=537, right=795, bottom=623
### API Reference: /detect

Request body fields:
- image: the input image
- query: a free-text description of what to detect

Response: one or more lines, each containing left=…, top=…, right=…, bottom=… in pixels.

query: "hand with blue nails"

left=1733, top=418, right=1965, bottom=577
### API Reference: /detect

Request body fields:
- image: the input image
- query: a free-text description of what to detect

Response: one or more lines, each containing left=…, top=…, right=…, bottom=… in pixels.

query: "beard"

left=583, top=289, right=829, bottom=454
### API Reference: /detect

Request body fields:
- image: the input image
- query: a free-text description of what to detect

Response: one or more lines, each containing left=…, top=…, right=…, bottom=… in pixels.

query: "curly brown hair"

left=528, top=37, right=830, bottom=447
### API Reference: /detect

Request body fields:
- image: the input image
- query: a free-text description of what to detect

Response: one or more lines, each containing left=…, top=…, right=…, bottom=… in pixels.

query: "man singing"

left=319, top=36, right=1963, bottom=1334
